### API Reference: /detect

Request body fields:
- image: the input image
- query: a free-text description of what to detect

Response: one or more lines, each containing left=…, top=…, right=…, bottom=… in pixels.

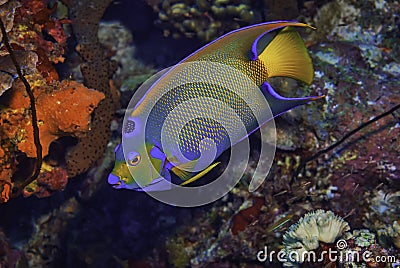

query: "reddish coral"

left=23, top=164, right=68, bottom=198
left=231, top=197, right=264, bottom=235
left=10, top=0, right=69, bottom=83
left=16, top=0, right=68, bottom=51
left=35, top=48, right=60, bottom=83
left=0, top=132, right=17, bottom=204
left=0, top=183, right=11, bottom=203
left=0, top=146, right=12, bottom=203
left=5, top=80, right=105, bottom=158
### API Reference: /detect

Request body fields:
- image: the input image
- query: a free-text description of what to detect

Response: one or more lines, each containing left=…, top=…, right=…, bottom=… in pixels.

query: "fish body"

left=108, top=21, right=321, bottom=191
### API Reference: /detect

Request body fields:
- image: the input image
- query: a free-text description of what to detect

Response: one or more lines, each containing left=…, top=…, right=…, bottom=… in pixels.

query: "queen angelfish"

left=108, top=21, right=323, bottom=191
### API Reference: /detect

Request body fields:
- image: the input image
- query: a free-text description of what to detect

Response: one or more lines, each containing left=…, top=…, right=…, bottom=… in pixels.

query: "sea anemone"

left=282, top=209, right=350, bottom=264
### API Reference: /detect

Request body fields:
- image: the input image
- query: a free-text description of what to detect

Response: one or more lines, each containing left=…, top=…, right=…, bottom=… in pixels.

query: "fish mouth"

left=107, top=174, right=132, bottom=189
left=112, top=181, right=126, bottom=189
left=108, top=173, right=123, bottom=188
left=110, top=177, right=163, bottom=190
left=111, top=181, right=121, bottom=187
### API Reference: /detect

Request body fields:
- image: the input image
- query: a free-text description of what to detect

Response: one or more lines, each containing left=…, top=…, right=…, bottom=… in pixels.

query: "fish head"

left=108, top=115, right=164, bottom=190
left=108, top=140, right=166, bottom=190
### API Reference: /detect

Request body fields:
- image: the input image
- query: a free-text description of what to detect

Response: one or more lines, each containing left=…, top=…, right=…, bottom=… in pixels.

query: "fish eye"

left=127, top=151, right=141, bottom=166
left=129, top=156, right=141, bottom=166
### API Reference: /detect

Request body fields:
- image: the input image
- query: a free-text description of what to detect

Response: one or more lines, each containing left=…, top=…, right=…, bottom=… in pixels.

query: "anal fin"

left=261, top=82, right=325, bottom=117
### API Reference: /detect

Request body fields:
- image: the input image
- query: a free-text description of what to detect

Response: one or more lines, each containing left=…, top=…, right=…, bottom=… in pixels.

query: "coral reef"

left=22, top=163, right=68, bottom=198
left=337, top=229, right=399, bottom=268
left=97, top=21, right=155, bottom=90
left=22, top=197, right=80, bottom=267
left=145, top=0, right=307, bottom=42
left=367, top=190, right=400, bottom=229
left=282, top=210, right=350, bottom=267
left=0, top=0, right=399, bottom=267
left=0, top=51, right=38, bottom=96
left=142, top=1, right=400, bottom=266
left=0, top=228, right=27, bottom=267
left=4, top=0, right=69, bottom=82
left=0, top=76, right=105, bottom=200
left=283, top=218, right=399, bottom=267
left=0, top=0, right=116, bottom=202
left=380, top=221, right=400, bottom=250
left=63, top=0, right=119, bottom=177
left=0, top=0, right=69, bottom=202
left=146, top=0, right=263, bottom=42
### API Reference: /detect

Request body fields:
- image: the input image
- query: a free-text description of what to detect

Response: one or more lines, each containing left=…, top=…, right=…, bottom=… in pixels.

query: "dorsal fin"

left=183, top=21, right=313, bottom=63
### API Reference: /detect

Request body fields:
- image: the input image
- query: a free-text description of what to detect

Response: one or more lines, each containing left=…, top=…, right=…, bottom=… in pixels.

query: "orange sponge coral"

left=6, top=80, right=105, bottom=157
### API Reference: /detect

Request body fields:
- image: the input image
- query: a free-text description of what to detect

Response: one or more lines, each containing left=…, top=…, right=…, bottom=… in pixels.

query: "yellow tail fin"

left=258, top=26, right=314, bottom=85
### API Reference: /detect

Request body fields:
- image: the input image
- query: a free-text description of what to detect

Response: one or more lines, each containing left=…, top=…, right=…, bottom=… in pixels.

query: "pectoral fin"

left=170, top=160, right=197, bottom=181
left=179, top=162, right=220, bottom=186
